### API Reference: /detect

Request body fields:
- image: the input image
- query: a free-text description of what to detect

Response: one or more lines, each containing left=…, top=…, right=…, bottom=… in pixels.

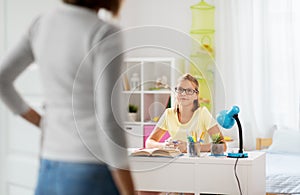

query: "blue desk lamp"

left=217, top=106, right=248, bottom=158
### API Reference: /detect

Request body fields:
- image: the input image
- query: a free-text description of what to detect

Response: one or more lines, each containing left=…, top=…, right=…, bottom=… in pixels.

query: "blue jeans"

left=35, top=159, right=120, bottom=195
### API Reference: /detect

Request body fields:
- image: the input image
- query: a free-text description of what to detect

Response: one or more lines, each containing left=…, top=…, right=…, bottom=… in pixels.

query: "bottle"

left=130, top=73, right=140, bottom=90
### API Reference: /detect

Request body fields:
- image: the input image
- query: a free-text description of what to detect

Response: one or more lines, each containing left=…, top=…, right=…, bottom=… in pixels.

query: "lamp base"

left=227, top=152, right=248, bottom=158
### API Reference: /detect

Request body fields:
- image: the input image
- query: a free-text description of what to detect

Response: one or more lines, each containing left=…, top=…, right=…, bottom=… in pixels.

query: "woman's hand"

left=21, top=108, right=41, bottom=127
left=111, top=169, right=135, bottom=195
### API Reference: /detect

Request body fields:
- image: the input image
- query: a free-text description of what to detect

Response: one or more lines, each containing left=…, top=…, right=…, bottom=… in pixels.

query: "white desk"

left=129, top=151, right=265, bottom=195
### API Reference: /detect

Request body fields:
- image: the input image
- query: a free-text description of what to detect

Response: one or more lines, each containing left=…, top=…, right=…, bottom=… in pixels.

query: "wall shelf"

left=122, top=57, right=176, bottom=148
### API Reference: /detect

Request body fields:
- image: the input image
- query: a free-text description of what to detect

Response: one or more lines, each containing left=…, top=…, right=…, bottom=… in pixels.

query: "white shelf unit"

left=122, top=57, right=176, bottom=148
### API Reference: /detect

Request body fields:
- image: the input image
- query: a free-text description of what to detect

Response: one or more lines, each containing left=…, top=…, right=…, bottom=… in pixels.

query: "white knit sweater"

left=0, top=3, right=129, bottom=169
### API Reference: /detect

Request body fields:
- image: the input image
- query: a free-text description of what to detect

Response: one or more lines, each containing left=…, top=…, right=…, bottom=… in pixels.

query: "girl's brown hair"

left=63, top=0, right=122, bottom=16
left=174, top=73, right=200, bottom=113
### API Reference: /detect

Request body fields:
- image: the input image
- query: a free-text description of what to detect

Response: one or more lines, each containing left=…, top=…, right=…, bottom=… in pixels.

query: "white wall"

left=120, top=0, right=199, bottom=32
left=119, top=0, right=214, bottom=58
left=5, top=0, right=60, bottom=49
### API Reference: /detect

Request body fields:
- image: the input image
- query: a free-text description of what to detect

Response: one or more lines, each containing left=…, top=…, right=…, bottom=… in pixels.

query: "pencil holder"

left=188, top=142, right=201, bottom=157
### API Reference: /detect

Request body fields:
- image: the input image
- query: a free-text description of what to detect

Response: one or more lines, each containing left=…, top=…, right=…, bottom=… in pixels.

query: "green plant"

left=211, top=133, right=225, bottom=144
left=128, top=104, right=138, bottom=113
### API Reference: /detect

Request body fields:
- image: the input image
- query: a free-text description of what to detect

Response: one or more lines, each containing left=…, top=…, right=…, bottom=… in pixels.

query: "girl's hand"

left=174, top=140, right=187, bottom=153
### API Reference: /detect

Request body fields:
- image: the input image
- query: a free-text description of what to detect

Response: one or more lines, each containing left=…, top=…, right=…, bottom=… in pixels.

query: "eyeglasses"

left=175, top=87, right=198, bottom=95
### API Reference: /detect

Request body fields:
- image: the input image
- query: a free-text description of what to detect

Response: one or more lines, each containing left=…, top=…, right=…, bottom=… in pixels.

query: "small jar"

left=130, top=73, right=140, bottom=90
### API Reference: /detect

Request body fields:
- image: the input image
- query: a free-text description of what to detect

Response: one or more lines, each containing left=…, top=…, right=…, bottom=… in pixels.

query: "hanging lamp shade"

left=190, top=0, right=215, bottom=31
left=189, top=0, right=216, bottom=111
left=190, top=0, right=215, bottom=54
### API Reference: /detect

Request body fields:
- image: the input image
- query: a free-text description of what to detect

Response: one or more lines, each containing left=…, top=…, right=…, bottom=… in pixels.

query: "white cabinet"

left=130, top=152, right=266, bottom=194
left=122, top=58, right=177, bottom=148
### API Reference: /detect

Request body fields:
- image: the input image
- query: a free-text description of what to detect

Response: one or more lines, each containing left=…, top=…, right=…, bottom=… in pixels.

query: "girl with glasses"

left=146, top=73, right=227, bottom=153
left=140, top=73, right=227, bottom=195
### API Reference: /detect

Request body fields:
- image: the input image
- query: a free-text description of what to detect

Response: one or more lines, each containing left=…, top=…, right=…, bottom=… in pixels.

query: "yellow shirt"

left=156, top=107, right=217, bottom=143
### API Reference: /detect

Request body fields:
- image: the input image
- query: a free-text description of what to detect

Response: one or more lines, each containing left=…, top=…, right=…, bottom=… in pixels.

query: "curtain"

left=214, top=0, right=300, bottom=150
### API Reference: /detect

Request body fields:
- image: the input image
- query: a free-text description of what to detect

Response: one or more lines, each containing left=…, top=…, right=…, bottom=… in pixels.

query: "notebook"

left=130, top=148, right=182, bottom=158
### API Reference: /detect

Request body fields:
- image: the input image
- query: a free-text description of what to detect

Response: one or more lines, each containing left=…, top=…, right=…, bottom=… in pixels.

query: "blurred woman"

left=0, top=0, right=134, bottom=194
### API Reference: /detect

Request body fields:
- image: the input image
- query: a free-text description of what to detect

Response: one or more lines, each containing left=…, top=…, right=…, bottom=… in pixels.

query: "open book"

left=131, top=148, right=182, bottom=158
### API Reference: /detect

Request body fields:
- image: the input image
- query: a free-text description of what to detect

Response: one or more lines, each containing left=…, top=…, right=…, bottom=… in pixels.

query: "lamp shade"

left=216, top=106, right=240, bottom=129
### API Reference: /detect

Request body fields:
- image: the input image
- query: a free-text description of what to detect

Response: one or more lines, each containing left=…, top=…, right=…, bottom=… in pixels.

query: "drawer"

left=124, top=125, right=143, bottom=148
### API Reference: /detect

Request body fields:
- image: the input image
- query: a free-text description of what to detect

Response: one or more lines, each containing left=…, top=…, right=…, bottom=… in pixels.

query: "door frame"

left=0, top=105, right=9, bottom=195
left=0, top=0, right=7, bottom=193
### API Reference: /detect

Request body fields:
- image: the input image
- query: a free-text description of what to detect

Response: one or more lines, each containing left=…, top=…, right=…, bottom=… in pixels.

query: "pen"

left=187, top=136, right=194, bottom=143
left=198, top=131, right=205, bottom=143
left=192, top=131, right=197, bottom=142
left=172, top=140, right=178, bottom=144
left=200, top=131, right=205, bottom=140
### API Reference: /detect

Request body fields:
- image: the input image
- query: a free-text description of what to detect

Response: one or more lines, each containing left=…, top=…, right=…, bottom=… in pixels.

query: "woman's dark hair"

left=63, top=0, right=122, bottom=16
